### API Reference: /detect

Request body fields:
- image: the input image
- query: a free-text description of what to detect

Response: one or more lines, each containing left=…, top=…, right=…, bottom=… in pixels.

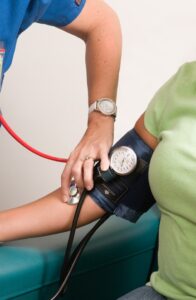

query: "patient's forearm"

left=0, top=188, right=105, bottom=242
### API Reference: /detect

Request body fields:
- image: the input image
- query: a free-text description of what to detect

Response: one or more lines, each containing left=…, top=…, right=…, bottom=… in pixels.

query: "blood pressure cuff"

left=89, top=129, right=156, bottom=223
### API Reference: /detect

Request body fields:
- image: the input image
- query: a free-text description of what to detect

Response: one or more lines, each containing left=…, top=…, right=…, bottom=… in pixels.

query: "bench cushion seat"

left=0, top=206, right=160, bottom=300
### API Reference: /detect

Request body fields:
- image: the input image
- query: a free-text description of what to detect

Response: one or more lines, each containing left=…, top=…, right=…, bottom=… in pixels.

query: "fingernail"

left=101, top=166, right=108, bottom=171
left=101, top=162, right=109, bottom=171
left=87, top=185, right=93, bottom=191
left=102, top=167, right=107, bottom=171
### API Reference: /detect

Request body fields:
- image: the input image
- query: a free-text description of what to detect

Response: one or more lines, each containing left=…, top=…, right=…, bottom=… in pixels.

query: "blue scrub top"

left=0, top=0, right=86, bottom=75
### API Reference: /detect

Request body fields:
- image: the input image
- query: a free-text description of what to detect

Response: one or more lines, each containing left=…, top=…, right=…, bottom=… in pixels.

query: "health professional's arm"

left=60, top=0, right=122, bottom=202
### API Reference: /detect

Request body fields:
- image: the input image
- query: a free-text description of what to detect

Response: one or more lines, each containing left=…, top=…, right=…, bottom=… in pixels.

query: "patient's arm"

left=0, top=113, right=158, bottom=242
left=0, top=189, right=106, bottom=242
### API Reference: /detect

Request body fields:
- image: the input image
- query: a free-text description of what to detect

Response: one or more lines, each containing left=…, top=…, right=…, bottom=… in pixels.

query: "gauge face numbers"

left=97, top=99, right=116, bottom=115
left=110, top=146, right=137, bottom=175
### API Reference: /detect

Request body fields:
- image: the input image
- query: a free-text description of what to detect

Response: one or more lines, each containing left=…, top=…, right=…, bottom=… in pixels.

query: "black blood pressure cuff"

left=89, top=129, right=156, bottom=223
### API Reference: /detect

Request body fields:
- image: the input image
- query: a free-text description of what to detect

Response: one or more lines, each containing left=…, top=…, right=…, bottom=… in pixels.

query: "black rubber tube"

left=49, top=213, right=110, bottom=300
left=60, top=190, right=88, bottom=283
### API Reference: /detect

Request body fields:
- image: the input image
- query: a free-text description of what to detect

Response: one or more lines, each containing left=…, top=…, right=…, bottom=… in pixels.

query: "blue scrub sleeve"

left=37, top=0, right=86, bottom=27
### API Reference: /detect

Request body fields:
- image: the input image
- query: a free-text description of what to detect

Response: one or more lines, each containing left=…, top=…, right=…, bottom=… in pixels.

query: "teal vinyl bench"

left=0, top=206, right=160, bottom=300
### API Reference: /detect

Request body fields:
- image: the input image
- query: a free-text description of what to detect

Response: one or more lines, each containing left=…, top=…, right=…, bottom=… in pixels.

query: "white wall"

left=1, top=0, right=196, bottom=209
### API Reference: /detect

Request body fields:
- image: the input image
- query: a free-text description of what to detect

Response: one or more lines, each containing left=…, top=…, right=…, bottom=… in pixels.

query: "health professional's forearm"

left=85, top=10, right=122, bottom=106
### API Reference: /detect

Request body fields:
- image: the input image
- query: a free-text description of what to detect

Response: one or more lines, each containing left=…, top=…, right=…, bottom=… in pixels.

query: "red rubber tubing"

left=0, top=114, right=68, bottom=163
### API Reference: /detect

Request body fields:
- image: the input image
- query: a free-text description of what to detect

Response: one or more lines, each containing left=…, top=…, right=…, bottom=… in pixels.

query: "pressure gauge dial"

left=110, top=146, right=137, bottom=176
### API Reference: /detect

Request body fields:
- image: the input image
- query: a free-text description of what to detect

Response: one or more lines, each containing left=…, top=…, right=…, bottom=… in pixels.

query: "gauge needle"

left=121, top=158, right=125, bottom=166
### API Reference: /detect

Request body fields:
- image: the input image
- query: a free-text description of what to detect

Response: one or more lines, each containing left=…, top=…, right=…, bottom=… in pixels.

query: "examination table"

left=0, top=206, right=160, bottom=300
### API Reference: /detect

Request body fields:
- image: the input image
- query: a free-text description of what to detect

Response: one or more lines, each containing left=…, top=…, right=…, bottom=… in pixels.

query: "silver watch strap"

left=89, top=101, right=97, bottom=114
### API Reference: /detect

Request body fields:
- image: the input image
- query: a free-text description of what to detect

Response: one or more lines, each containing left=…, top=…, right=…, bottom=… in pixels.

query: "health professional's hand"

left=61, top=113, right=114, bottom=202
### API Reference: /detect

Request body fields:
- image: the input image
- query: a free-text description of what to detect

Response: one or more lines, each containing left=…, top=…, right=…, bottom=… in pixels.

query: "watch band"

left=89, top=101, right=97, bottom=114
left=88, top=98, right=117, bottom=118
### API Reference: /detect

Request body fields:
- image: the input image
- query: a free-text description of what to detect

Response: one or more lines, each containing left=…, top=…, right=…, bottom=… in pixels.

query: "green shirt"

left=145, top=62, right=196, bottom=300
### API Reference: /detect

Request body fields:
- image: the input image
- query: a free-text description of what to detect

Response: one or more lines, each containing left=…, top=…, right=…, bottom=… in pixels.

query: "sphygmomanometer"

left=52, top=128, right=155, bottom=300
left=0, top=45, right=156, bottom=300
left=89, top=128, right=155, bottom=222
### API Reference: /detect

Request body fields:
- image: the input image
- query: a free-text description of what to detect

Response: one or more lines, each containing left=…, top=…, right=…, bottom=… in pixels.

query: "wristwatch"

left=89, top=98, right=117, bottom=119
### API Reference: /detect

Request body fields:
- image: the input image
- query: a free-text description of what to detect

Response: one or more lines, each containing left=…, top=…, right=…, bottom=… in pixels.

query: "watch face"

left=110, top=146, right=137, bottom=175
left=97, top=99, right=116, bottom=115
